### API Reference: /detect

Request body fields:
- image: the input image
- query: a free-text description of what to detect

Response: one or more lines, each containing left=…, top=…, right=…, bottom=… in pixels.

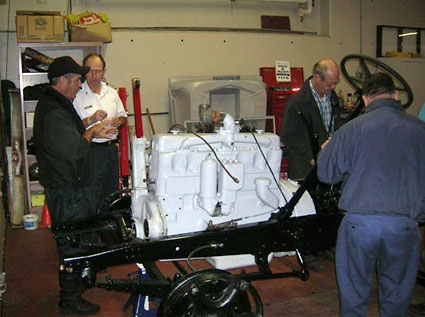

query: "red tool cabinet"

left=260, top=66, right=304, bottom=178
left=259, top=67, right=304, bottom=135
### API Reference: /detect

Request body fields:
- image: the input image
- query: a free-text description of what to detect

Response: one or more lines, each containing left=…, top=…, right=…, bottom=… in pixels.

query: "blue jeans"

left=336, top=213, right=419, bottom=317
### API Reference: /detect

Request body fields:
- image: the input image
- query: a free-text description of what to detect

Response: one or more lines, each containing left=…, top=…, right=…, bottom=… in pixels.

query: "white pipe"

left=304, top=0, right=312, bottom=15
left=179, top=134, right=226, bottom=150
left=298, top=0, right=313, bottom=19
left=198, top=158, right=218, bottom=215
left=255, top=177, right=279, bottom=209
left=233, top=134, right=271, bottom=147
left=222, top=114, right=236, bottom=131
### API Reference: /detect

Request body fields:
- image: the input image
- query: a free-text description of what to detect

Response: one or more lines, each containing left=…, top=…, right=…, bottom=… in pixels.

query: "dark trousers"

left=90, top=143, right=119, bottom=211
left=45, top=186, right=96, bottom=302
left=336, top=213, right=419, bottom=317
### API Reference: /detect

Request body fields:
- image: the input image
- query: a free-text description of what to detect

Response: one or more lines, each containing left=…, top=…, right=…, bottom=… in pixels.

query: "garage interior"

left=1, top=0, right=425, bottom=316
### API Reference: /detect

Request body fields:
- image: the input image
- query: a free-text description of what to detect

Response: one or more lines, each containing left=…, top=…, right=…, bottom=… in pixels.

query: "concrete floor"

left=2, top=226, right=425, bottom=316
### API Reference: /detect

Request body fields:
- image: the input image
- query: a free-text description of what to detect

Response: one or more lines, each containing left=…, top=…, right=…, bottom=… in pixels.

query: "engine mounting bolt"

left=239, top=280, right=249, bottom=291
left=191, top=286, right=199, bottom=295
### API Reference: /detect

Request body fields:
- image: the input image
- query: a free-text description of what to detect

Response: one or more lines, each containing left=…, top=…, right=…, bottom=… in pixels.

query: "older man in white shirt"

left=74, top=53, right=127, bottom=211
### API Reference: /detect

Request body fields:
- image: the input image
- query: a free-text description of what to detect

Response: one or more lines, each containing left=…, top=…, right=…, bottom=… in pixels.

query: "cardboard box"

left=16, top=11, right=65, bottom=43
left=69, top=22, right=112, bottom=43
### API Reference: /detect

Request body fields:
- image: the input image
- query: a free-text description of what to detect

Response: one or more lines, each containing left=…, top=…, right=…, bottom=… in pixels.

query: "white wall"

left=1, top=0, right=425, bottom=137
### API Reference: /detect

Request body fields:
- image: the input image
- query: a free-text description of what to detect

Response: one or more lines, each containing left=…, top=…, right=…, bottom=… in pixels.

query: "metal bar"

left=397, top=27, right=403, bottom=52
left=132, top=78, right=144, bottom=138
left=146, top=108, right=156, bottom=135
left=118, top=88, right=130, bottom=184
left=172, top=261, right=188, bottom=276
left=63, top=212, right=341, bottom=270
left=376, top=25, right=383, bottom=57
left=111, top=26, right=315, bottom=35
left=144, top=262, right=168, bottom=282
left=239, top=271, right=303, bottom=282
left=127, top=111, right=169, bottom=117
left=96, top=277, right=171, bottom=296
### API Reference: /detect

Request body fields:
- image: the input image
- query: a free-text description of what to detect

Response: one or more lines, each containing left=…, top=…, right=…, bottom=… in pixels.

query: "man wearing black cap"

left=34, top=56, right=118, bottom=315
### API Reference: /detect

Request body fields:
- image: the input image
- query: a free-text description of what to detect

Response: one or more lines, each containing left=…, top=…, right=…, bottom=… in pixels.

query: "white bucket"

left=22, top=214, right=39, bottom=230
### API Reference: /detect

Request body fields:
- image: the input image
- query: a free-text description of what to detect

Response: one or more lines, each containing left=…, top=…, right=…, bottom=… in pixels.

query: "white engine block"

left=131, top=115, right=316, bottom=243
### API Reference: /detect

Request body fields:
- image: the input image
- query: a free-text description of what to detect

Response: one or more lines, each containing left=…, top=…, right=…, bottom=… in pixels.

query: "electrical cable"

left=187, top=243, right=223, bottom=272
left=228, top=208, right=279, bottom=224
left=239, top=207, right=279, bottom=220
left=168, top=123, right=239, bottom=183
left=250, top=131, right=288, bottom=204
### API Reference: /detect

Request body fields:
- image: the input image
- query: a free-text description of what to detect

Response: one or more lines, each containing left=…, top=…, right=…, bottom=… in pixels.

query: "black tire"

left=28, top=162, right=39, bottom=180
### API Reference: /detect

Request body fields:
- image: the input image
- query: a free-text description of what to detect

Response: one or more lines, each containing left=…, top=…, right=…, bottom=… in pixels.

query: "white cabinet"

left=18, top=42, right=102, bottom=215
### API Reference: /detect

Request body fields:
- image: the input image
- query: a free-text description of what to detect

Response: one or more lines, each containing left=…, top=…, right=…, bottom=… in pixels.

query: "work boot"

left=59, top=297, right=100, bottom=315
left=409, top=303, right=425, bottom=316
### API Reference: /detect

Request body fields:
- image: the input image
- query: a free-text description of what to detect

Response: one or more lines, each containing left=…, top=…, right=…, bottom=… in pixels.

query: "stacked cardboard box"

left=16, top=11, right=65, bottom=43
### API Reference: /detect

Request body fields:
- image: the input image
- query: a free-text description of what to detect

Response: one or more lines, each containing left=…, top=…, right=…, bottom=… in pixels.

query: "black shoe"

left=59, top=297, right=100, bottom=315
left=408, top=303, right=425, bottom=316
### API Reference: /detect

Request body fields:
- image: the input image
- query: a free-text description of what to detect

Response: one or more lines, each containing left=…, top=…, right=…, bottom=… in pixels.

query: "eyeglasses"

left=89, top=69, right=104, bottom=75
left=320, top=76, right=339, bottom=87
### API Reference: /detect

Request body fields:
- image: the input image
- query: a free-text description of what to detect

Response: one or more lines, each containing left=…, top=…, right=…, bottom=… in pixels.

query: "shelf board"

left=25, top=100, right=38, bottom=112
left=378, top=57, right=425, bottom=63
left=22, top=72, right=47, bottom=76
left=29, top=181, right=44, bottom=193
left=19, top=42, right=103, bottom=49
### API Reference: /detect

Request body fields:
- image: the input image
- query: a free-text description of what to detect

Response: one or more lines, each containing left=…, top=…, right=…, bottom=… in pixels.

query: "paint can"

left=22, top=214, right=39, bottom=230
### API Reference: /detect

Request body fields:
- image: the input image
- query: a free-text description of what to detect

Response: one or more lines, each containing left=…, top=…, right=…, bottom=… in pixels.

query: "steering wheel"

left=340, top=54, right=413, bottom=108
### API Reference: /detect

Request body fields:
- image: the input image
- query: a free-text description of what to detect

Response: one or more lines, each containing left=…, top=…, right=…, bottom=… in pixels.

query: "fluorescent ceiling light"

left=398, top=32, right=418, bottom=37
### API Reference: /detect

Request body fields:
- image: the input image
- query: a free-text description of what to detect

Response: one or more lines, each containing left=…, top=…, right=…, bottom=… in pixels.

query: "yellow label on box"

left=31, top=194, right=45, bottom=207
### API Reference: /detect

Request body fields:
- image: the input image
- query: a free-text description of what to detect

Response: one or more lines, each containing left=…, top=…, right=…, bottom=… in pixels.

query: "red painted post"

left=132, top=78, right=143, bottom=138
left=118, top=87, right=130, bottom=189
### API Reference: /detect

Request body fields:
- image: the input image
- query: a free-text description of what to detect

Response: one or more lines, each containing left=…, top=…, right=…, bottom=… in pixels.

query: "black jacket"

left=34, top=86, right=91, bottom=188
left=280, top=77, right=340, bottom=180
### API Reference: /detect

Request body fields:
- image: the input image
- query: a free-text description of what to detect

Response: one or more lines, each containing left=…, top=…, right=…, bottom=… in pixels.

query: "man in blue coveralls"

left=408, top=102, right=425, bottom=316
left=317, top=72, right=425, bottom=316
